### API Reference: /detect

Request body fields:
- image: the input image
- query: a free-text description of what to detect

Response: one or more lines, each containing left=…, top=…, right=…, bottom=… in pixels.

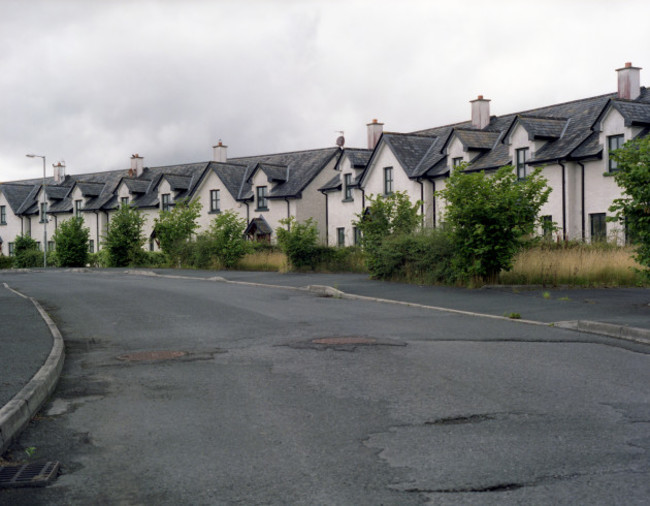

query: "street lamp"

left=26, top=153, right=48, bottom=268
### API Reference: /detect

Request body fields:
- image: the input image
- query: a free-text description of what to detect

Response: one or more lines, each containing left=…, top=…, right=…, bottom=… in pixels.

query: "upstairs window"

left=344, top=174, right=353, bottom=201
left=516, top=148, right=529, bottom=179
left=161, top=194, right=171, bottom=212
left=210, top=189, right=221, bottom=212
left=121, top=197, right=129, bottom=206
left=608, top=134, right=624, bottom=172
left=384, top=167, right=393, bottom=195
left=0, top=205, right=5, bottom=225
left=40, top=202, right=48, bottom=223
left=452, top=157, right=464, bottom=167
left=256, top=186, right=268, bottom=210
left=75, top=199, right=82, bottom=218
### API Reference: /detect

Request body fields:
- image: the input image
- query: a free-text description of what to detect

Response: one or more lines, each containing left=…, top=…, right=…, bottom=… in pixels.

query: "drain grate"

left=0, top=461, right=60, bottom=488
left=117, top=350, right=187, bottom=362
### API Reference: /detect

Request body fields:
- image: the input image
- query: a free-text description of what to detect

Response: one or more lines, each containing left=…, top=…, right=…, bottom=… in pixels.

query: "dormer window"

left=161, top=194, right=171, bottom=212
left=344, top=174, right=353, bottom=201
left=452, top=157, right=464, bottom=167
left=516, top=148, right=529, bottom=179
left=121, top=197, right=129, bottom=206
left=256, top=186, right=268, bottom=211
left=0, top=205, right=5, bottom=225
left=607, top=135, right=624, bottom=172
left=40, top=202, right=48, bottom=223
left=384, top=167, right=393, bottom=195
left=75, top=199, right=82, bottom=217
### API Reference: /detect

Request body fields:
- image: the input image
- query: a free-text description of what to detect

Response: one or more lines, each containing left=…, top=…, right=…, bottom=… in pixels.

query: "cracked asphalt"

left=1, top=269, right=649, bottom=505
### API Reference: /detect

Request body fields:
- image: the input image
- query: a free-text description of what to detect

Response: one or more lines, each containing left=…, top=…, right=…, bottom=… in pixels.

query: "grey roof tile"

left=611, top=100, right=650, bottom=126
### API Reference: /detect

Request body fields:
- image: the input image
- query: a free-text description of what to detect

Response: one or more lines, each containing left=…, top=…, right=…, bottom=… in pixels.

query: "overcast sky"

left=2, top=0, right=649, bottom=182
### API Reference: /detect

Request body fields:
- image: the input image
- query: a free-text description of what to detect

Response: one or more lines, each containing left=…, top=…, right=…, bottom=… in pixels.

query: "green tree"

left=103, top=203, right=146, bottom=267
left=609, top=135, right=650, bottom=273
left=153, top=199, right=202, bottom=265
left=14, top=235, right=42, bottom=268
left=353, top=191, right=421, bottom=276
left=207, top=210, right=249, bottom=268
left=437, top=164, right=551, bottom=282
left=276, top=217, right=321, bottom=269
left=53, top=217, right=90, bottom=267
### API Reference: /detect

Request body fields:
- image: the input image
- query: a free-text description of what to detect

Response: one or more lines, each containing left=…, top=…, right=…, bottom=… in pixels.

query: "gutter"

left=559, top=161, right=567, bottom=241
left=417, top=179, right=425, bottom=225
left=320, top=190, right=329, bottom=245
left=578, top=162, right=586, bottom=240
left=432, top=180, right=437, bottom=228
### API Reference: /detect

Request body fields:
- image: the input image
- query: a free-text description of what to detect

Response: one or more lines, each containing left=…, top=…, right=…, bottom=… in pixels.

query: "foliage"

left=53, top=217, right=90, bottom=267
left=369, top=229, right=456, bottom=283
left=608, top=135, right=650, bottom=273
left=14, top=235, right=42, bottom=268
left=276, top=217, right=321, bottom=270
left=206, top=210, right=250, bottom=268
left=436, top=164, right=551, bottom=282
left=353, top=191, right=421, bottom=276
left=88, top=248, right=111, bottom=268
left=103, top=203, right=146, bottom=267
left=153, top=199, right=202, bottom=265
left=0, top=255, right=13, bottom=269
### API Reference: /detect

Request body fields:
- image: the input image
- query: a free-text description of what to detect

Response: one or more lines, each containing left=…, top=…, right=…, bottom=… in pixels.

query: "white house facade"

left=1, top=62, right=649, bottom=256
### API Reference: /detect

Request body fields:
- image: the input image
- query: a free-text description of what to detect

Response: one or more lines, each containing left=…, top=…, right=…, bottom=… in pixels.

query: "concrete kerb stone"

left=0, top=289, right=65, bottom=455
left=555, top=320, right=650, bottom=345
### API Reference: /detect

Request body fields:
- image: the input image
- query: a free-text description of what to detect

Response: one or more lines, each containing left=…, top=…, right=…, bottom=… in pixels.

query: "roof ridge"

left=230, top=146, right=339, bottom=159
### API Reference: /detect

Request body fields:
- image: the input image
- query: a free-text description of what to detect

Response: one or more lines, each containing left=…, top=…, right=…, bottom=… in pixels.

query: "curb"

left=554, top=320, right=650, bottom=345
left=0, top=286, right=65, bottom=455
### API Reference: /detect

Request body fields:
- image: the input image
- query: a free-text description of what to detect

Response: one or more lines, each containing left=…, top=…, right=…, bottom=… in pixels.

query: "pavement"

left=1, top=268, right=649, bottom=456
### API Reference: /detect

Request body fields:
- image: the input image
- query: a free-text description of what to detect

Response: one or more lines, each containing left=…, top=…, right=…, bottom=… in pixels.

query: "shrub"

left=276, top=217, right=320, bottom=270
left=207, top=211, right=249, bottom=268
left=153, top=199, right=202, bottom=266
left=53, top=217, right=90, bottom=267
left=0, top=256, right=13, bottom=269
left=14, top=235, right=42, bottom=268
left=103, top=203, right=146, bottom=267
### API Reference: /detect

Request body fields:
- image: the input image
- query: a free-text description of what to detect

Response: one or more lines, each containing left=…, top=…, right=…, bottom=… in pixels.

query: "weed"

left=506, top=312, right=521, bottom=319
left=542, top=291, right=551, bottom=299
left=24, top=446, right=36, bottom=458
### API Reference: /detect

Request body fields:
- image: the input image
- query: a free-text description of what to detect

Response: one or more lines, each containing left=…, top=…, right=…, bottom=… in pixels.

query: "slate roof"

left=44, top=186, right=70, bottom=200
left=453, top=129, right=502, bottom=150
left=345, top=148, right=372, bottom=168
left=319, top=173, right=341, bottom=192
left=123, top=178, right=151, bottom=194
left=611, top=100, right=650, bottom=126
left=77, top=182, right=105, bottom=197
left=164, top=174, right=192, bottom=191
left=516, top=116, right=568, bottom=140
left=207, top=162, right=249, bottom=199
left=0, top=183, right=38, bottom=213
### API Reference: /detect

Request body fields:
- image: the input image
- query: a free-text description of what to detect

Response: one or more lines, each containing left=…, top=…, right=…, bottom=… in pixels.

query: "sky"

left=2, top=0, right=649, bottom=182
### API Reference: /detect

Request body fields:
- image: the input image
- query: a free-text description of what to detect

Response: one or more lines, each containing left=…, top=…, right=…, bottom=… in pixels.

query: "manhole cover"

left=117, top=350, right=187, bottom=362
left=311, top=337, right=378, bottom=345
left=0, top=462, right=60, bottom=488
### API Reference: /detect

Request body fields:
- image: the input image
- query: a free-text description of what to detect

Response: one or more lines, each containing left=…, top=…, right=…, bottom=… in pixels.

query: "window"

left=75, top=199, right=82, bottom=218
left=353, top=227, right=362, bottom=246
left=337, top=227, right=345, bottom=247
left=210, top=189, right=221, bottom=212
left=0, top=205, right=5, bottom=225
left=121, top=197, right=129, bottom=206
left=452, top=157, right=464, bottom=167
left=608, top=134, right=624, bottom=172
left=8, top=242, right=14, bottom=256
left=48, top=241, right=55, bottom=252
left=541, top=215, right=553, bottom=239
left=590, top=213, right=607, bottom=242
left=256, top=186, right=268, bottom=210
left=161, top=194, right=171, bottom=212
left=36, top=241, right=42, bottom=251
left=384, top=167, right=393, bottom=195
left=344, top=174, right=353, bottom=201
left=88, top=240, right=94, bottom=253
left=516, top=148, right=529, bottom=179
left=40, top=202, right=48, bottom=223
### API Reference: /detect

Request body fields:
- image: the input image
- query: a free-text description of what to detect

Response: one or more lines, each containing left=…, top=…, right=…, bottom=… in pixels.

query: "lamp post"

left=26, top=154, right=47, bottom=268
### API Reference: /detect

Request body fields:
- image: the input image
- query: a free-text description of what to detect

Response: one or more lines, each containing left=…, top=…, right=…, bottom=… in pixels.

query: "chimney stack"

left=130, top=154, right=144, bottom=177
left=53, top=161, right=65, bottom=184
left=213, top=141, right=227, bottom=163
left=616, top=62, right=642, bottom=100
left=367, top=119, right=383, bottom=150
left=470, top=95, right=490, bottom=129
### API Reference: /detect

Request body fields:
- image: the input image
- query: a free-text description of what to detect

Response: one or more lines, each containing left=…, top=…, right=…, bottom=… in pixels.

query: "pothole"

left=117, top=350, right=187, bottom=362
left=283, top=336, right=406, bottom=351
left=425, top=414, right=495, bottom=426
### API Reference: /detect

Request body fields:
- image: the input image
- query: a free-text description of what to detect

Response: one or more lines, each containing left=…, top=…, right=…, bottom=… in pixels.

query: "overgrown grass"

left=237, top=251, right=287, bottom=272
left=500, top=242, right=645, bottom=286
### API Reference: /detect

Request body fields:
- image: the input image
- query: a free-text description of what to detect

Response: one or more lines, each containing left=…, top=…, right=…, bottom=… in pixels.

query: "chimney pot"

left=367, top=119, right=384, bottom=150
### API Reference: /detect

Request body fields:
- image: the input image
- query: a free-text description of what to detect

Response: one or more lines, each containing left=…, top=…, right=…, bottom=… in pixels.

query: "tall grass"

left=500, top=243, right=644, bottom=286
left=237, top=251, right=287, bottom=272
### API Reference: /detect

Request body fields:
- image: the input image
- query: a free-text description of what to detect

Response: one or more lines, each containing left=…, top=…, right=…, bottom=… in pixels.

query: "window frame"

left=88, top=239, right=94, bottom=253
left=384, top=167, right=393, bottom=195
left=210, top=189, right=221, bottom=213
left=452, top=157, right=464, bottom=167
left=590, top=213, right=607, bottom=242
left=343, top=174, right=353, bottom=201
left=40, top=202, right=48, bottom=223
left=607, top=134, right=624, bottom=172
left=256, top=186, right=268, bottom=211
left=0, top=205, right=5, bottom=225
left=121, top=196, right=129, bottom=207
left=8, top=242, right=14, bottom=256
left=337, top=227, right=345, bottom=247
left=541, top=215, right=553, bottom=239
left=75, top=199, right=83, bottom=218
left=161, top=194, right=171, bottom=212
left=516, top=148, right=529, bottom=179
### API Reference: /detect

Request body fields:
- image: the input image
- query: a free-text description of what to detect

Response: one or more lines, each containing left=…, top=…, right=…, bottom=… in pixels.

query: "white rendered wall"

left=326, top=155, right=363, bottom=246
left=294, top=155, right=338, bottom=242
left=0, top=192, right=24, bottom=255
left=192, top=170, right=246, bottom=232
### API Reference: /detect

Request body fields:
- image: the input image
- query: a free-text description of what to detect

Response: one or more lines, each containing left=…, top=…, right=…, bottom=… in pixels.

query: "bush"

left=207, top=211, right=249, bottom=268
left=88, top=248, right=111, bottom=268
left=0, top=256, right=13, bottom=269
left=14, top=236, right=43, bottom=268
left=276, top=217, right=320, bottom=270
left=153, top=199, right=202, bottom=266
left=103, top=204, right=146, bottom=267
left=53, top=217, right=90, bottom=267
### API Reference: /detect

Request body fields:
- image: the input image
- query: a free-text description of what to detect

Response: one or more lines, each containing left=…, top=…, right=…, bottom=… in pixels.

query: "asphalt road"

left=2, top=270, right=649, bottom=505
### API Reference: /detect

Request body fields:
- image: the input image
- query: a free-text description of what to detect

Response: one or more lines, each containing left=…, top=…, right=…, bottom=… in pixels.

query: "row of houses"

left=1, top=62, right=649, bottom=257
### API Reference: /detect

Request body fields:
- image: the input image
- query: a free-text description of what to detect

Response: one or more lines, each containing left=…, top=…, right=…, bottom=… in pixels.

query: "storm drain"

left=117, top=350, right=187, bottom=362
left=0, top=461, right=60, bottom=488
